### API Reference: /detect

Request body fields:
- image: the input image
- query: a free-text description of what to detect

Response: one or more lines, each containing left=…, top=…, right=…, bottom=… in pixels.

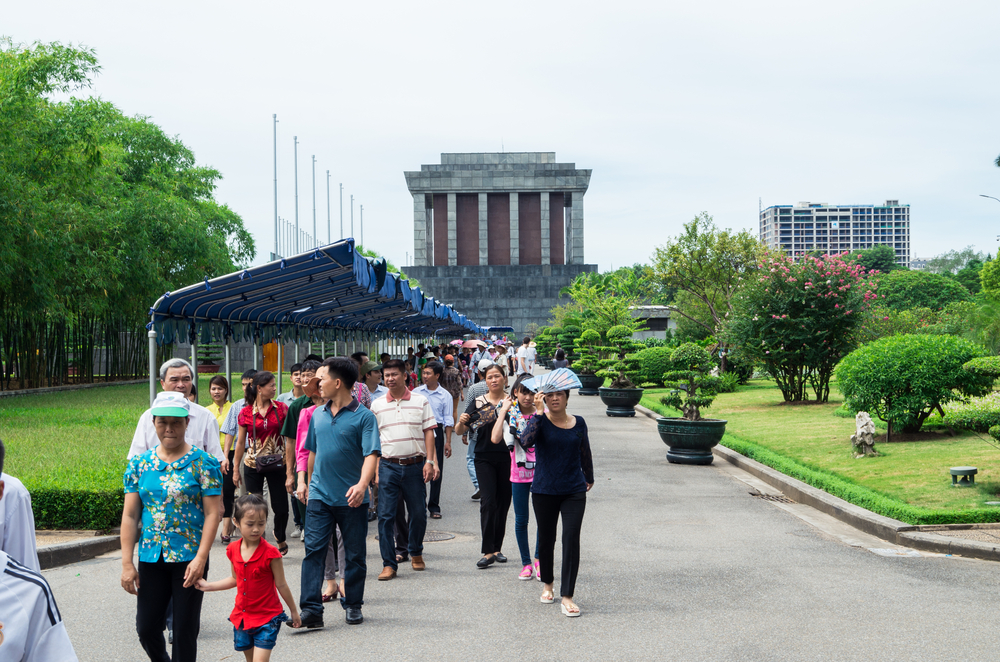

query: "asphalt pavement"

left=44, top=385, right=1000, bottom=661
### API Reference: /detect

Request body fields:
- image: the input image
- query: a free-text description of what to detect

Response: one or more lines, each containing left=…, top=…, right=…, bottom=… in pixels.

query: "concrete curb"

left=37, top=535, right=121, bottom=570
left=634, top=404, right=1000, bottom=563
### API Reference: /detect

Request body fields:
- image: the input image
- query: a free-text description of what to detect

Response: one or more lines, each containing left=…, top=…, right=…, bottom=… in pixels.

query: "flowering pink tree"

left=723, top=253, right=880, bottom=402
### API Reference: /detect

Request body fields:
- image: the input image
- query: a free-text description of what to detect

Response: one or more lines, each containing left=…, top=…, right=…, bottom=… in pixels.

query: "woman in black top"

left=455, top=363, right=510, bottom=568
left=549, top=348, right=569, bottom=369
left=522, top=388, right=594, bottom=617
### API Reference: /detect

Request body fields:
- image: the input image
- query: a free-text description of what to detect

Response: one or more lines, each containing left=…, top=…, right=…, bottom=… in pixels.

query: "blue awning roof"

left=148, top=238, right=482, bottom=345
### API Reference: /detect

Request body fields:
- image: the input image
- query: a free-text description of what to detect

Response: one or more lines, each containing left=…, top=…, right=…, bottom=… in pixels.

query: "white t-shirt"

left=127, top=402, right=224, bottom=462
left=516, top=346, right=537, bottom=375
left=0, top=474, right=39, bottom=573
left=0, top=549, right=78, bottom=661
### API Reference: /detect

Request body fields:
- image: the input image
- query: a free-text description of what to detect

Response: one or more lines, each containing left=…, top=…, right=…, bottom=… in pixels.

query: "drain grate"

left=751, top=492, right=795, bottom=504
left=424, top=531, right=456, bottom=542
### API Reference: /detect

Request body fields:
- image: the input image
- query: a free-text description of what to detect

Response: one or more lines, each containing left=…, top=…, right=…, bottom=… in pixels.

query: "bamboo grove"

left=0, top=40, right=254, bottom=389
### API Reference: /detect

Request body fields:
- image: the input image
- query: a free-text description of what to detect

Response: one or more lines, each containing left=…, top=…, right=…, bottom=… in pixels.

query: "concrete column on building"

left=424, top=194, right=433, bottom=267
left=540, top=192, right=551, bottom=265
left=447, top=193, right=457, bottom=266
left=478, top=192, right=488, bottom=265
left=413, top=193, right=427, bottom=266
left=509, top=192, right=519, bottom=265
left=570, top=191, right=585, bottom=264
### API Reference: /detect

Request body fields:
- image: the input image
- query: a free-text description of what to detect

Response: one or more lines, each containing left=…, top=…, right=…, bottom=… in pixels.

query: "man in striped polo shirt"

left=371, top=359, right=439, bottom=581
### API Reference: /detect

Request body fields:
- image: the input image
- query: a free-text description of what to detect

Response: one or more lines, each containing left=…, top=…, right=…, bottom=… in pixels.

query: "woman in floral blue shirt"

left=120, top=391, right=222, bottom=662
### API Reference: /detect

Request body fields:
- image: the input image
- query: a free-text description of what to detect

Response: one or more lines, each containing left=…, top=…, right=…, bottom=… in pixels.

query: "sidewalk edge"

left=634, top=404, right=1000, bottom=563
left=38, top=535, right=121, bottom=570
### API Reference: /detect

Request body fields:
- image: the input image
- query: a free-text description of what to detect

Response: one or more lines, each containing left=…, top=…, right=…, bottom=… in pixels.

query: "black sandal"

left=278, top=542, right=289, bottom=556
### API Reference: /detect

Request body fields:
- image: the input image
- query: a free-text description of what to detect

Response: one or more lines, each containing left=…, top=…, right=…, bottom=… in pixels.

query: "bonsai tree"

left=558, top=322, right=582, bottom=363
left=534, top=326, right=554, bottom=360
left=660, top=343, right=721, bottom=421
left=596, top=325, right=644, bottom=389
left=572, top=329, right=602, bottom=375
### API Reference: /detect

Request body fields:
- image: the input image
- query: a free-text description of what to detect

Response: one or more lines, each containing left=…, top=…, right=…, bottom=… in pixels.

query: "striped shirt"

left=0, top=549, right=78, bottom=661
left=370, top=389, right=437, bottom=459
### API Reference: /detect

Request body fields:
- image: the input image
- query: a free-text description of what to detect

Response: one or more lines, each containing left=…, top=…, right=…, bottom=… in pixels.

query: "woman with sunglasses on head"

left=491, top=373, right=540, bottom=581
left=233, top=371, right=291, bottom=556
left=521, top=387, right=594, bottom=617
left=454, top=363, right=510, bottom=569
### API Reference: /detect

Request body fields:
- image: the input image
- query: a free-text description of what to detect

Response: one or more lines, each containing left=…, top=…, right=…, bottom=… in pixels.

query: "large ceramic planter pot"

left=577, top=373, right=604, bottom=396
left=656, top=417, right=727, bottom=465
left=598, top=387, right=644, bottom=416
left=197, top=363, right=221, bottom=374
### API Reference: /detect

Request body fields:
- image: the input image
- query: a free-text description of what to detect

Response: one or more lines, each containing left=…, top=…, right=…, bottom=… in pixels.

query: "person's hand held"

left=220, top=457, right=231, bottom=475
left=459, top=413, right=471, bottom=425
left=121, top=564, right=139, bottom=595
left=346, top=483, right=365, bottom=508
left=291, top=612, right=302, bottom=628
left=183, top=556, right=206, bottom=588
left=195, top=578, right=209, bottom=592
left=533, top=392, right=545, bottom=409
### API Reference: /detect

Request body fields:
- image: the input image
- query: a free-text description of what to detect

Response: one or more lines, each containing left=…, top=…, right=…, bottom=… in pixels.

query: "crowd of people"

left=0, top=333, right=589, bottom=662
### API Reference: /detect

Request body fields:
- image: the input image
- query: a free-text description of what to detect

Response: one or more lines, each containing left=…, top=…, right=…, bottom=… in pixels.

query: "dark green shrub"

left=877, top=269, right=971, bottom=311
left=990, top=424, right=1000, bottom=441
left=633, top=346, right=674, bottom=386
left=31, top=488, right=124, bottom=530
left=837, top=334, right=992, bottom=433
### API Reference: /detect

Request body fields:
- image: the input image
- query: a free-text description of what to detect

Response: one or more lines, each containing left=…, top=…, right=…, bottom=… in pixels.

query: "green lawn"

left=641, top=380, right=1000, bottom=523
left=0, top=375, right=297, bottom=528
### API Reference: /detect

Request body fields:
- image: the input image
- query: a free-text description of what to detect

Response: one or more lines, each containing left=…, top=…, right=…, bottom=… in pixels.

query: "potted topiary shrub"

left=572, top=329, right=604, bottom=396
left=197, top=342, right=224, bottom=374
left=597, top=325, right=645, bottom=416
left=656, top=343, right=727, bottom=465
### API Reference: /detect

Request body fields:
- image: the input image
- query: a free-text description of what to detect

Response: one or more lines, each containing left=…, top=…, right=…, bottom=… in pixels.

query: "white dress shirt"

left=127, top=402, right=225, bottom=462
left=0, top=549, right=78, bottom=661
left=412, top=383, right=455, bottom=428
left=0, top=473, right=39, bottom=572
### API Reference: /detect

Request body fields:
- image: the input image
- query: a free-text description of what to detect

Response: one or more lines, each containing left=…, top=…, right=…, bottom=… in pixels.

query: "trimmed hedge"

left=29, top=487, right=124, bottom=530
left=633, top=346, right=674, bottom=387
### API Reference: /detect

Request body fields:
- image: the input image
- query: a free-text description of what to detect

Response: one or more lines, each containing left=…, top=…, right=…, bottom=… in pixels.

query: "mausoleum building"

left=403, top=152, right=597, bottom=334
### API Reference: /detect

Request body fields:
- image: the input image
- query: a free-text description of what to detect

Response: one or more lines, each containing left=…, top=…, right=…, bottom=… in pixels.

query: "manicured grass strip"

left=640, top=389, right=1000, bottom=525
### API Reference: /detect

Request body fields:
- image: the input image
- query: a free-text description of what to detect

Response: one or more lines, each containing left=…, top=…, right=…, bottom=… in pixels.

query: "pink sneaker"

left=534, top=560, right=541, bottom=581
left=519, top=564, right=533, bottom=580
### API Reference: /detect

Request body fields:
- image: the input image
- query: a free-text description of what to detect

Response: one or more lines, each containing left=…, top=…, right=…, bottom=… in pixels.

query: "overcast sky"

left=10, top=1, right=1000, bottom=271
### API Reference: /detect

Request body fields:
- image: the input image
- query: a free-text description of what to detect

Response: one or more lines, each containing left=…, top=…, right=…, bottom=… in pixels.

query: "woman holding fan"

left=520, top=368, right=594, bottom=617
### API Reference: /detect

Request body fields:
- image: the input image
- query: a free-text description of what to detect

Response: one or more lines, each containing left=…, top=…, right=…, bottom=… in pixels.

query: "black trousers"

left=136, top=558, right=209, bottom=662
left=474, top=454, right=512, bottom=555
left=427, top=425, right=446, bottom=513
left=244, top=463, right=288, bottom=543
left=533, top=491, right=586, bottom=597
left=394, top=492, right=409, bottom=556
left=222, top=450, right=236, bottom=518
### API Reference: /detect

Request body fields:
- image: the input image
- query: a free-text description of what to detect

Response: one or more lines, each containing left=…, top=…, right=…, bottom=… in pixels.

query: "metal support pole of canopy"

left=277, top=338, right=283, bottom=394
left=190, top=335, right=198, bottom=405
left=224, top=334, right=232, bottom=403
left=148, top=329, right=157, bottom=407
left=253, top=337, right=258, bottom=371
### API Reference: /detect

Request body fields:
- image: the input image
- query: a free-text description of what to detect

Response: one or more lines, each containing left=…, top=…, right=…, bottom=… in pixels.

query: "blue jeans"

left=512, top=482, right=540, bottom=567
left=300, top=500, right=368, bottom=614
left=377, top=462, right=427, bottom=568
left=234, top=612, right=287, bottom=651
left=466, top=439, right=479, bottom=491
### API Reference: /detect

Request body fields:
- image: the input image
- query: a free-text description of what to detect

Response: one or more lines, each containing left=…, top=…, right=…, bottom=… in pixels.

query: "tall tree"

left=651, top=213, right=767, bottom=338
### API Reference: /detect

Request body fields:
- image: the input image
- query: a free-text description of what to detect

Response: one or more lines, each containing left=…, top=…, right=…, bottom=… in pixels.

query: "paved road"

left=45, top=387, right=1000, bottom=661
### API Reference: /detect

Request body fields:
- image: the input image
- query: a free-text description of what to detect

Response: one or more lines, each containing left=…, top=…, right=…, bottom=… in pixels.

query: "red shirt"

left=227, top=538, right=284, bottom=629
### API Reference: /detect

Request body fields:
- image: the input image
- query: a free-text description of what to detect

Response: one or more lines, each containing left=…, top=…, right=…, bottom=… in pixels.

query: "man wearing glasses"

left=127, top=358, right=226, bottom=467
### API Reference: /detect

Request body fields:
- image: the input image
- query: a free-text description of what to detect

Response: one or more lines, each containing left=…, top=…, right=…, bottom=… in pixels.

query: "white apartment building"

left=758, top=200, right=911, bottom=267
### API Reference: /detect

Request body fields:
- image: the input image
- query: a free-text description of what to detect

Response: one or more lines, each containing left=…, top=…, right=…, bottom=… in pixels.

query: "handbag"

left=468, top=397, right=500, bottom=432
left=250, top=405, right=283, bottom=473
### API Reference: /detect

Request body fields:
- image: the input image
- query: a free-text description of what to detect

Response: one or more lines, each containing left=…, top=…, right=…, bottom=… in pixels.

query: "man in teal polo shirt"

left=295, top=357, right=380, bottom=629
